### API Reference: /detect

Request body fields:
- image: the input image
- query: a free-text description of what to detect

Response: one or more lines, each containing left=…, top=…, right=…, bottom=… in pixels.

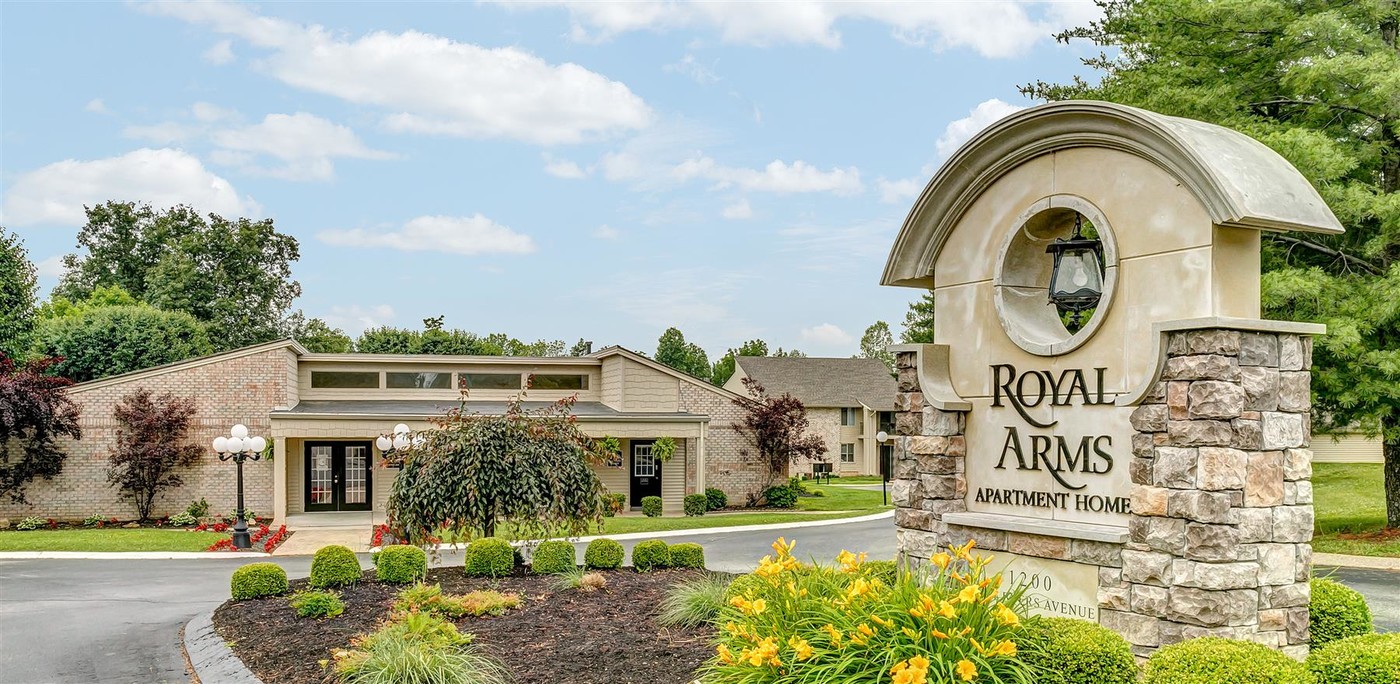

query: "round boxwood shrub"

left=464, top=538, right=515, bottom=578
left=704, top=487, right=727, bottom=511
left=763, top=484, right=797, bottom=508
left=1144, top=637, right=1313, bottom=684
left=585, top=538, right=624, bottom=569
left=632, top=539, right=670, bottom=572
left=683, top=494, right=707, bottom=517
left=531, top=540, right=577, bottom=574
left=1014, top=617, right=1138, bottom=684
left=309, top=545, right=363, bottom=589
left=1312, top=578, right=1372, bottom=647
left=230, top=562, right=288, bottom=600
left=1308, top=633, right=1400, bottom=684
left=669, top=542, right=705, bottom=569
left=641, top=496, right=663, bottom=517
left=375, top=545, right=427, bottom=584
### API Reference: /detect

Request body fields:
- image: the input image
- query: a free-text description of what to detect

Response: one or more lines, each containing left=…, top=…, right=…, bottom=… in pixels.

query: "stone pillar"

left=891, top=350, right=971, bottom=562
left=1117, top=329, right=1314, bottom=659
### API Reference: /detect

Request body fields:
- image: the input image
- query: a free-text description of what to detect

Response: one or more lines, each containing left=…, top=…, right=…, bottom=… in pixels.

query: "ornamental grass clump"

left=290, top=589, right=345, bottom=619
left=659, top=573, right=732, bottom=627
left=701, top=538, right=1034, bottom=684
left=332, top=612, right=509, bottom=684
left=394, top=582, right=522, bottom=618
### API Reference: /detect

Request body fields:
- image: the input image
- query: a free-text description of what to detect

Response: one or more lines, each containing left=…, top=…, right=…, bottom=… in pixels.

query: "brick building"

left=1, top=341, right=769, bottom=527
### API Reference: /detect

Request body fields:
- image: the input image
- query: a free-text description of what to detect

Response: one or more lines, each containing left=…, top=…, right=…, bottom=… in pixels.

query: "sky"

left=1, top=1, right=1103, bottom=360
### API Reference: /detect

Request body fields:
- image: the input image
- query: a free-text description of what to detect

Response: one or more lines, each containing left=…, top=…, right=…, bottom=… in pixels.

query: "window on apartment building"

left=310, top=371, right=380, bottom=389
left=530, top=374, right=589, bottom=390
left=840, top=443, right=856, bottom=463
left=460, top=373, right=522, bottom=390
left=840, top=408, right=857, bottom=426
left=386, top=372, right=451, bottom=389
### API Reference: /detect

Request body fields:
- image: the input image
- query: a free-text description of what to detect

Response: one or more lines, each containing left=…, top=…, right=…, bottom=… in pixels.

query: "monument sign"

left=883, top=101, right=1341, bottom=658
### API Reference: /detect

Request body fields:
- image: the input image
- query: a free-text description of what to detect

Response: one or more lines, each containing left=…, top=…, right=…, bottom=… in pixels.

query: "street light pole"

left=214, top=424, right=266, bottom=550
left=876, top=431, right=892, bottom=507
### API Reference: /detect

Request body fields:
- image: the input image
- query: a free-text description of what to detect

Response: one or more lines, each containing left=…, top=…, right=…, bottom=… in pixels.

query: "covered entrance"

left=304, top=441, right=373, bottom=512
left=629, top=440, right=661, bottom=508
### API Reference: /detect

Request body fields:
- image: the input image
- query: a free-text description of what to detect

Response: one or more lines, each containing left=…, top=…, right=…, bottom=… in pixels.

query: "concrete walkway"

left=271, top=527, right=371, bottom=556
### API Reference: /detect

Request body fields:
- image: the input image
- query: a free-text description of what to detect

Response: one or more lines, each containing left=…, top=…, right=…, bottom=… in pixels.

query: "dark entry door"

left=304, top=441, right=373, bottom=512
left=629, top=440, right=661, bottom=508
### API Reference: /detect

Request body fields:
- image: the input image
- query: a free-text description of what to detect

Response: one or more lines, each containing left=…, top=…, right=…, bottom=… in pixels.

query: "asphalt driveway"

left=0, top=518, right=1394, bottom=684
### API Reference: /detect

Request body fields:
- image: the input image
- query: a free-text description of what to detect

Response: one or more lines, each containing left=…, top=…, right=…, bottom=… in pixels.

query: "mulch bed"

left=1335, top=527, right=1400, bottom=542
left=213, top=567, right=717, bottom=684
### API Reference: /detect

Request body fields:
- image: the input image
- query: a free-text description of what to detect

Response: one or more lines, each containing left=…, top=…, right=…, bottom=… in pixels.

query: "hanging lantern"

left=1045, top=215, right=1104, bottom=328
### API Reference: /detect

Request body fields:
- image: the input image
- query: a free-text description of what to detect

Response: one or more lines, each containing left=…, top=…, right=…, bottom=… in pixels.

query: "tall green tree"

left=0, top=230, right=38, bottom=361
left=859, top=321, right=896, bottom=374
left=711, top=339, right=772, bottom=386
left=284, top=313, right=353, bottom=353
left=655, top=327, right=711, bottom=379
left=58, top=202, right=301, bottom=350
left=1027, top=0, right=1400, bottom=527
left=901, top=292, right=936, bottom=344
left=30, top=301, right=213, bottom=382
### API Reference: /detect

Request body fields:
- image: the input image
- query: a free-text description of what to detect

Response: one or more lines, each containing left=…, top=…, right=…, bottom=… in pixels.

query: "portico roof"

left=271, top=399, right=708, bottom=422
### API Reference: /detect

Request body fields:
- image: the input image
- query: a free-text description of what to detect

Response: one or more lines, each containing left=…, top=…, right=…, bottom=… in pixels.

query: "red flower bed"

left=204, top=524, right=290, bottom=553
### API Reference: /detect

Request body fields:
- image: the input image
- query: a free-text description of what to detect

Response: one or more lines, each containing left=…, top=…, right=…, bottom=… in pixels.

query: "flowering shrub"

left=168, top=512, right=197, bottom=527
left=15, top=516, right=45, bottom=530
left=263, top=525, right=288, bottom=552
left=702, top=538, right=1033, bottom=684
left=83, top=513, right=105, bottom=527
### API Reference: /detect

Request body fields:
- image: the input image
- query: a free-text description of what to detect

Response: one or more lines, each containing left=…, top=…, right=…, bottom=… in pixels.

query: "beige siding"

left=662, top=442, right=688, bottom=512
left=1313, top=433, right=1384, bottom=464
left=601, top=356, right=625, bottom=409
left=620, top=359, right=680, bottom=411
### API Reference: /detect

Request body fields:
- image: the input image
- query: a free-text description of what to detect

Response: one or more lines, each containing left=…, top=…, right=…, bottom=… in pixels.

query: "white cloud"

left=876, top=176, right=923, bottom=204
left=672, top=156, right=863, bottom=195
left=779, top=218, right=900, bottom=272
left=664, top=54, right=719, bottom=84
left=586, top=266, right=751, bottom=329
left=592, top=224, right=620, bottom=240
left=543, top=154, right=588, bottom=179
left=2, top=148, right=259, bottom=227
left=202, top=39, right=235, bottom=64
left=800, top=322, right=853, bottom=348
left=210, top=112, right=395, bottom=181
left=721, top=198, right=752, bottom=220
left=317, top=214, right=536, bottom=256
left=143, top=1, right=653, bottom=145
left=493, top=1, right=1098, bottom=58
left=34, top=255, right=66, bottom=278
left=324, top=304, right=396, bottom=332
left=936, top=98, right=1026, bottom=158
left=84, top=98, right=108, bottom=114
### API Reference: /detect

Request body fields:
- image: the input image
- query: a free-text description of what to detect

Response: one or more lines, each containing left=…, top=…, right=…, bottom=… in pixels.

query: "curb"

left=183, top=610, right=263, bottom=684
left=0, top=550, right=272, bottom=560
left=393, top=509, right=897, bottom=552
left=1315, top=552, right=1400, bottom=572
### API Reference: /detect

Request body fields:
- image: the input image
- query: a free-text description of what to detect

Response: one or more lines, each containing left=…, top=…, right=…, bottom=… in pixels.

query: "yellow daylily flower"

left=930, top=552, right=952, bottom=570
left=956, top=658, right=978, bottom=681
left=993, top=604, right=1020, bottom=627
left=989, top=640, right=1017, bottom=657
left=788, top=636, right=814, bottom=660
left=938, top=601, right=957, bottom=619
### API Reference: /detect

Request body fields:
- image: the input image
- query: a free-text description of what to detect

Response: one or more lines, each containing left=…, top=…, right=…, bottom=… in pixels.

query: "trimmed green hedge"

left=641, top=496, right=663, bottom=517
left=231, top=562, right=288, bottom=600
left=669, top=543, right=705, bottom=569
left=1014, top=617, right=1138, bottom=684
left=1307, top=633, right=1400, bottom=684
left=464, top=538, right=515, bottom=578
left=309, top=545, right=362, bottom=589
left=632, top=539, right=670, bottom=571
left=375, top=546, right=427, bottom=584
left=1312, top=578, right=1373, bottom=648
left=585, top=538, right=624, bottom=569
left=683, top=494, right=707, bottom=517
left=1144, top=637, right=1313, bottom=684
left=704, top=487, right=727, bottom=511
left=762, top=484, right=797, bottom=508
left=532, top=540, right=577, bottom=574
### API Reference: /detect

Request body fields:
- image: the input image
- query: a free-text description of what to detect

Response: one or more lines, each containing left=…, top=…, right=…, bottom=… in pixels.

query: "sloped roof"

left=734, top=357, right=897, bottom=410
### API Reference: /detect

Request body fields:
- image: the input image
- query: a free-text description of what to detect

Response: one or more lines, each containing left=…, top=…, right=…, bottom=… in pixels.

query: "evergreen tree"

left=901, top=292, right=936, bottom=344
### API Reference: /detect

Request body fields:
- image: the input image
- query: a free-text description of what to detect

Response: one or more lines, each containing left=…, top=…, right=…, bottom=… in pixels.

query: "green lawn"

left=822, top=475, right=885, bottom=485
left=0, top=528, right=228, bottom=552
left=1312, top=463, right=1399, bottom=557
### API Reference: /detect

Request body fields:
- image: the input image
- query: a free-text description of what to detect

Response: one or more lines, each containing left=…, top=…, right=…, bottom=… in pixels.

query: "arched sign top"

left=882, top=100, right=1344, bottom=289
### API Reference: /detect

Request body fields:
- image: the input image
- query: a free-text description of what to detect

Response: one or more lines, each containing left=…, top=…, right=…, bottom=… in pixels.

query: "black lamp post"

left=213, top=424, right=265, bottom=550
left=876, top=430, right=892, bottom=507
left=1045, top=215, right=1105, bottom=328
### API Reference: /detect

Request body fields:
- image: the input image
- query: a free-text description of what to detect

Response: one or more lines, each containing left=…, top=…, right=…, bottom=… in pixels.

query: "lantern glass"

left=213, top=436, right=229, bottom=453
left=1050, top=248, right=1103, bottom=300
left=231, top=424, right=249, bottom=439
left=376, top=435, right=392, bottom=451
left=249, top=436, right=267, bottom=453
